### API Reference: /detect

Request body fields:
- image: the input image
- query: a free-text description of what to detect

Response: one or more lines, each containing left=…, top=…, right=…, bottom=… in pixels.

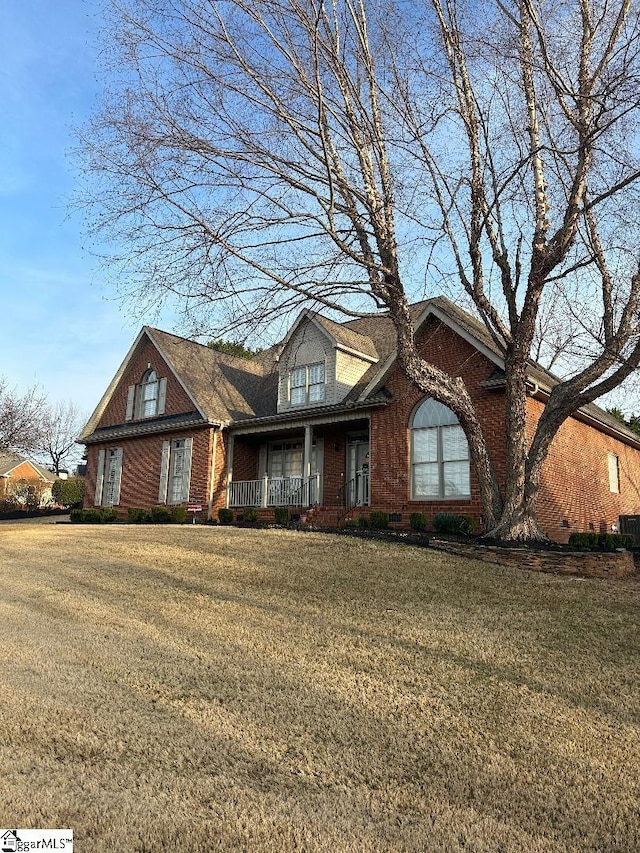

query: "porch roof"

left=229, top=395, right=389, bottom=436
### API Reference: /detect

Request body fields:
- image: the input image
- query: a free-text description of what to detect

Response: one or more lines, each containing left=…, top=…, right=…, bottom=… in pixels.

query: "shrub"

left=171, top=505, right=188, bottom=523
left=150, top=506, right=172, bottom=523
left=243, top=507, right=259, bottom=524
left=369, top=511, right=389, bottom=529
left=52, top=477, right=85, bottom=508
left=409, top=512, right=427, bottom=531
left=70, top=508, right=85, bottom=523
left=568, top=531, right=633, bottom=550
left=274, top=507, right=289, bottom=526
left=101, top=508, right=119, bottom=523
left=81, top=509, right=104, bottom=524
left=344, top=518, right=357, bottom=528
left=433, top=513, right=475, bottom=535
left=128, top=507, right=150, bottom=524
left=568, top=531, right=599, bottom=550
left=218, top=508, right=233, bottom=525
left=357, top=514, right=369, bottom=528
left=599, top=532, right=634, bottom=551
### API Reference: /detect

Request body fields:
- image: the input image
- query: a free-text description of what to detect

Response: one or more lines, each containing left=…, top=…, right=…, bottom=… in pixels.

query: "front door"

left=346, top=436, right=370, bottom=506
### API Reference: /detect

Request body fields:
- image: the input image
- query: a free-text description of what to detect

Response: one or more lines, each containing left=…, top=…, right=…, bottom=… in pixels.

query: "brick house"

left=79, top=296, right=640, bottom=541
left=0, top=451, right=57, bottom=506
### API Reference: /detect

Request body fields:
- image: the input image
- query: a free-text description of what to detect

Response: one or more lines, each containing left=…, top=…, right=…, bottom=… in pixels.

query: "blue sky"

left=1, top=0, right=636, bottom=426
left=0, top=0, right=176, bottom=420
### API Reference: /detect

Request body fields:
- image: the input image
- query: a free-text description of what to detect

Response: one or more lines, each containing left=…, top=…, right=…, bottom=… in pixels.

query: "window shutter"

left=112, top=448, right=123, bottom=506
left=159, top=441, right=170, bottom=503
left=94, top=449, right=105, bottom=506
left=158, top=377, right=167, bottom=415
left=182, top=437, right=193, bottom=503
left=125, top=385, right=135, bottom=421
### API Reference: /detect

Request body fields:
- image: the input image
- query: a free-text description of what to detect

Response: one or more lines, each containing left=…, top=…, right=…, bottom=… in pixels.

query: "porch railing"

left=229, top=474, right=321, bottom=508
left=337, top=469, right=370, bottom=509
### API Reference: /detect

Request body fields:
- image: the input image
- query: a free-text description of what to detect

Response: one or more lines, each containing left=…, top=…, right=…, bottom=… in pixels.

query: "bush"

left=357, top=514, right=369, bottom=528
left=218, top=508, right=233, bottom=525
left=52, top=477, right=85, bottom=508
left=344, top=518, right=357, bottom=528
left=274, top=507, right=289, bottom=526
left=70, top=508, right=85, bottom=523
left=243, top=507, right=259, bottom=524
left=171, top=505, right=188, bottom=523
left=369, top=511, right=389, bottom=529
left=81, top=509, right=104, bottom=524
left=409, top=512, right=427, bottom=531
left=101, top=508, right=119, bottom=523
left=568, top=531, right=599, bottom=550
left=599, top=532, right=634, bottom=550
left=433, top=513, right=475, bottom=535
left=568, top=531, right=633, bottom=550
left=150, top=506, right=172, bottom=523
left=128, top=507, right=150, bottom=524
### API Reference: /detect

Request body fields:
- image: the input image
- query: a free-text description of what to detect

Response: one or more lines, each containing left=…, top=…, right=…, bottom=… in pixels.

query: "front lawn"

left=0, top=524, right=638, bottom=851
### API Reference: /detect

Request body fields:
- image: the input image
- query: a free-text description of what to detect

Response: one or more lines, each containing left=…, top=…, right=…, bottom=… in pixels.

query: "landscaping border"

left=429, top=539, right=636, bottom=579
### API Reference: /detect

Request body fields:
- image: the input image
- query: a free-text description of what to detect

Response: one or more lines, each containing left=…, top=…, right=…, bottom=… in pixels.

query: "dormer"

left=277, top=312, right=378, bottom=413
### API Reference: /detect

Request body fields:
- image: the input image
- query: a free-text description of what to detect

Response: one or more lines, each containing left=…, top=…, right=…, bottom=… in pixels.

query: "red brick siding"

left=367, top=316, right=506, bottom=531
left=529, top=396, right=640, bottom=542
left=84, top=427, right=216, bottom=518
left=209, top=430, right=228, bottom=516
left=316, top=427, right=348, bottom=507
left=232, top=439, right=260, bottom=483
left=98, top=336, right=196, bottom=428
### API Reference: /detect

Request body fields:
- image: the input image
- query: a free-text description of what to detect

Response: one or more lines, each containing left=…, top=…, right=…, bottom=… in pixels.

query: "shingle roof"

left=148, top=328, right=278, bottom=423
left=0, top=451, right=56, bottom=481
left=84, top=296, right=639, bottom=448
left=311, top=314, right=379, bottom=359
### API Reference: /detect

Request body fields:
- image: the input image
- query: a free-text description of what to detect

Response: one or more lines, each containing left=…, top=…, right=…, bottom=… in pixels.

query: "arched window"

left=140, top=369, right=158, bottom=418
left=410, top=398, right=470, bottom=499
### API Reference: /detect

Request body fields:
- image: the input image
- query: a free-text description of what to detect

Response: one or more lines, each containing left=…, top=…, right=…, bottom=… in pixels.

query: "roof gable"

left=80, top=327, right=278, bottom=441
left=0, top=452, right=56, bottom=481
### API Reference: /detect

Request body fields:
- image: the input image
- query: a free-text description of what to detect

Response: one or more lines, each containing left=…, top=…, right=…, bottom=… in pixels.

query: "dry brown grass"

left=0, top=523, right=638, bottom=851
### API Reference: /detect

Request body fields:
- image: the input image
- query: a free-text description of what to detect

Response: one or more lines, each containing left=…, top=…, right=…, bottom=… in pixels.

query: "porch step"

left=305, top=506, right=350, bottom=528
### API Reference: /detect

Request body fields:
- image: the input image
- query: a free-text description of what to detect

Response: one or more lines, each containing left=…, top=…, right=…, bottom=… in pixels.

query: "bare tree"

left=79, top=0, right=640, bottom=539
left=36, top=401, right=86, bottom=475
left=0, top=379, right=45, bottom=455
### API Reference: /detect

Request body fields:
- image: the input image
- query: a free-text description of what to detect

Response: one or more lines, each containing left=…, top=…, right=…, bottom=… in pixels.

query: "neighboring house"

left=0, top=451, right=57, bottom=506
left=79, top=296, right=640, bottom=542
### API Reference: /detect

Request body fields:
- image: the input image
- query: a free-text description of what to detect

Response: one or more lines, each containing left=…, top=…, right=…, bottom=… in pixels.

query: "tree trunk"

left=486, top=350, right=549, bottom=542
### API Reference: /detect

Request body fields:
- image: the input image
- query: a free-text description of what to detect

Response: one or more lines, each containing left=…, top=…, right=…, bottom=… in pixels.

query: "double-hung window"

left=159, top=438, right=193, bottom=505
left=289, top=363, right=325, bottom=405
left=141, top=370, right=158, bottom=417
left=411, top=398, right=470, bottom=499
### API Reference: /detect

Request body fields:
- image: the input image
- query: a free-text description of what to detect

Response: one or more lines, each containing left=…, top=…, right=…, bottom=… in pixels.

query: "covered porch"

left=226, top=415, right=371, bottom=510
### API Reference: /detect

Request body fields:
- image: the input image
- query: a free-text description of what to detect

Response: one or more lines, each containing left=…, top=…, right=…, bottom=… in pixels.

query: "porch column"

left=225, top=433, right=234, bottom=508
left=303, top=424, right=313, bottom=479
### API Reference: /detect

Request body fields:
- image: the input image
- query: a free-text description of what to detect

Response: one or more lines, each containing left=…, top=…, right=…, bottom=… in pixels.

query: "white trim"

left=80, top=329, right=148, bottom=441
